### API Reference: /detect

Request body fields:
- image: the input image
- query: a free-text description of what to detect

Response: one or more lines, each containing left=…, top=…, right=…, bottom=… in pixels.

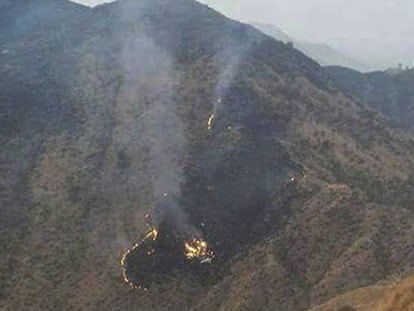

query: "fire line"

left=120, top=228, right=158, bottom=290
left=207, top=114, right=215, bottom=132
left=120, top=225, right=214, bottom=290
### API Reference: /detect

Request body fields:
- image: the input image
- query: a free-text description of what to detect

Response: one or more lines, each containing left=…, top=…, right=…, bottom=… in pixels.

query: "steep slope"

left=1, top=0, right=414, bottom=310
left=0, top=0, right=88, bottom=142
left=326, top=66, right=414, bottom=131
left=309, top=274, right=414, bottom=311
left=252, top=22, right=367, bottom=71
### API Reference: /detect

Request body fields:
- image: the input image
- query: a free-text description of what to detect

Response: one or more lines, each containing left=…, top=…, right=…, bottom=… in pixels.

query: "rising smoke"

left=119, top=1, right=191, bottom=236
left=118, top=0, right=259, bottom=235
left=208, top=39, right=254, bottom=132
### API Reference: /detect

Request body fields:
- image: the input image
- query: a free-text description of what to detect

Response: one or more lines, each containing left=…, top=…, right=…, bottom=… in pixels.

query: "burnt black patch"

left=121, top=82, right=303, bottom=289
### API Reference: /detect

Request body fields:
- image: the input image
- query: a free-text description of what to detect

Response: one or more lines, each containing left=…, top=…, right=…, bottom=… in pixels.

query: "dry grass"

left=309, top=274, right=414, bottom=311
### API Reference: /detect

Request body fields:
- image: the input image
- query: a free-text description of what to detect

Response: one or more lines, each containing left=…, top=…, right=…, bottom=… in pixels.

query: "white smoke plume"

left=209, top=42, right=253, bottom=130
left=118, top=3, right=190, bottom=234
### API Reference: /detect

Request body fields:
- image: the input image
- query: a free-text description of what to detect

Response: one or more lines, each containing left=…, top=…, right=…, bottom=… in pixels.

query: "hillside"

left=252, top=22, right=367, bottom=71
left=1, top=0, right=414, bottom=310
left=309, top=274, right=414, bottom=311
left=326, top=66, right=414, bottom=131
left=0, top=0, right=87, bottom=44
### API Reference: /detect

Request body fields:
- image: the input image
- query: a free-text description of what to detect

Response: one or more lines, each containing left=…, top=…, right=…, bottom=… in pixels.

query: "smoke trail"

left=118, top=3, right=191, bottom=236
left=215, top=50, right=243, bottom=105
left=208, top=43, right=252, bottom=132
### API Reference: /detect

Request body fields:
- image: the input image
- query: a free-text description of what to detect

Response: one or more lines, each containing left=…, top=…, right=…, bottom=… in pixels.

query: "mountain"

left=253, top=22, right=368, bottom=72
left=1, top=0, right=414, bottom=310
left=326, top=66, right=414, bottom=131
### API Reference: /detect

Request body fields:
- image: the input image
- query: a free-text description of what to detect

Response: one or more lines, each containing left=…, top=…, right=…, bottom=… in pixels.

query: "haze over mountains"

left=326, top=66, right=414, bottom=131
left=74, top=0, right=413, bottom=72
left=1, top=0, right=414, bottom=310
left=195, top=0, right=414, bottom=71
left=252, top=22, right=368, bottom=72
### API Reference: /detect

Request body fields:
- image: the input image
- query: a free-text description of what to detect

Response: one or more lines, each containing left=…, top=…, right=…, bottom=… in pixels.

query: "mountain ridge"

left=326, top=65, right=414, bottom=131
left=252, top=22, right=368, bottom=72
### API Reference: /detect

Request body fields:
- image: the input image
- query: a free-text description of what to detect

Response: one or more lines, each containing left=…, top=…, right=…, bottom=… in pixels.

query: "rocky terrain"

left=0, top=0, right=414, bottom=310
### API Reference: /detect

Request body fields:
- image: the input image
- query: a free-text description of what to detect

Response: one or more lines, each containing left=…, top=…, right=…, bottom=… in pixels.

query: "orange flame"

left=184, top=238, right=214, bottom=261
left=120, top=228, right=158, bottom=290
left=207, top=114, right=215, bottom=132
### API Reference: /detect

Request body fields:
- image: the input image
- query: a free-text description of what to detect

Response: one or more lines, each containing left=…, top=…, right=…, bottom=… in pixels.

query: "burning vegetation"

left=120, top=218, right=214, bottom=289
left=207, top=114, right=215, bottom=132
left=120, top=170, right=302, bottom=290
left=120, top=91, right=304, bottom=290
left=184, top=239, right=214, bottom=262
left=120, top=228, right=158, bottom=290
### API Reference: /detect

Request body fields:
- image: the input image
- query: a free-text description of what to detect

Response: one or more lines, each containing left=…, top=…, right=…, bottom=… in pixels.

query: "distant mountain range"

left=253, top=22, right=369, bottom=72
left=326, top=66, right=414, bottom=130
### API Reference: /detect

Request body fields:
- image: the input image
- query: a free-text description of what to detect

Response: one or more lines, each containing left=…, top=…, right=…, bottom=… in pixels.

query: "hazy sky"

left=73, top=0, right=413, bottom=70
